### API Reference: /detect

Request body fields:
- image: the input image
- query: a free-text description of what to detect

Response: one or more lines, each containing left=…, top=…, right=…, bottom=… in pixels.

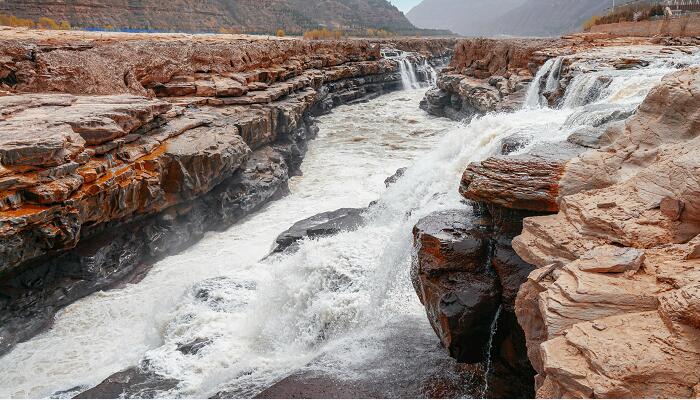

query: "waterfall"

left=524, top=58, right=555, bottom=108
left=3, top=48, right=699, bottom=399
left=545, top=56, right=564, bottom=92
left=480, top=305, right=502, bottom=399
left=422, top=60, right=437, bottom=86
left=399, top=58, right=414, bottom=90
left=400, top=58, right=420, bottom=90
left=383, top=48, right=424, bottom=90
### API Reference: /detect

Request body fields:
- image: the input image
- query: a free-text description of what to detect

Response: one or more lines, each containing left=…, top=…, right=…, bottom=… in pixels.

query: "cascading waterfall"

left=544, top=56, right=564, bottom=92
left=400, top=58, right=421, bottom=90
left=1, top=48, right=698, bottom=399
left=422, top=60, right=438, bottom=86
left=480, top=305, right=502, bottom=399
left=524, top=57, right=555, bottom=108
left=399, top=58, right=415, bottom=90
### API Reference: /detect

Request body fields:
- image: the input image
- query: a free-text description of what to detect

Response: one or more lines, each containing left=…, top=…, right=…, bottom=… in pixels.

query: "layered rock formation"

left=412, top=140, right=541, bottom=398
left=420, top=37, right=553, bottom=120
left=420, top=34, right=672, bottom=121
left=414, top=34, right=700, bottom=398
left=514, top=66, right=700, bottom=399
left=0, top=28, right=454, bottom=356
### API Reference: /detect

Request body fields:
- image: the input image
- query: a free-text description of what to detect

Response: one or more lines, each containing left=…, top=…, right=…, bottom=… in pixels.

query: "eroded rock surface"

left=0, top=29, right=453, bottom=356
left=514, top=67, right=700, bottom=398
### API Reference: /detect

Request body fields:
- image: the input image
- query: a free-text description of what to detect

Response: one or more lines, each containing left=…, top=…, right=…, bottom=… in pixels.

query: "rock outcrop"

left=0, top=28, right=453, bottom=356
left=414, top=33, right=700, bottom=398
left=514, top=66, right=700, bottom=399
left=420, top=34, right=665, bottom=121
left=411, top=137, right=544, bottom=398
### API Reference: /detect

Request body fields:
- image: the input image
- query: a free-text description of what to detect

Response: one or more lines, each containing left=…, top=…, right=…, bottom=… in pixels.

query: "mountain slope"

left=407, top=0, right=616, bottom=37
left=0, top=0, right=419, bottom=34
left=406, top=0, right=526, bottom=36
left=486, top=0, right=612, bottom=36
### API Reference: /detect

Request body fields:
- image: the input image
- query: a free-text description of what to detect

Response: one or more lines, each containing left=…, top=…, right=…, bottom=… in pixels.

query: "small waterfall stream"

left=480, top=305, right=502, bottom=399
left=1, top=47, right=698, bottom=399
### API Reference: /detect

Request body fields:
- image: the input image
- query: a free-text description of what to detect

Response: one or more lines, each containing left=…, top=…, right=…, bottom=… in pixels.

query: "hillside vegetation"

left=0, top=0, right=446, bottom=35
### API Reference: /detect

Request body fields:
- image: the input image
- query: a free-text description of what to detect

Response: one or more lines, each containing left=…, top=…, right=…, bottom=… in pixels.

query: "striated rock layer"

left=514, top=66, right=700, bottom=399
left=0, top=28, right=454, bottom=356
left=414, top=32, right=700, bottom=398
left=419, top=34, right=687, bottom=121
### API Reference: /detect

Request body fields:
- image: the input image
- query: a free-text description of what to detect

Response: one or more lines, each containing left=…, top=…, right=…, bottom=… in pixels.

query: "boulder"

left=273, top=208, right=366, bottom=253
left=412, top=209, right=500, bottom=363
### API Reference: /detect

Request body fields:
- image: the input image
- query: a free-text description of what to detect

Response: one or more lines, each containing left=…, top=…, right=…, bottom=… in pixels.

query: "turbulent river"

left=1, top=47, right=698, bottom=399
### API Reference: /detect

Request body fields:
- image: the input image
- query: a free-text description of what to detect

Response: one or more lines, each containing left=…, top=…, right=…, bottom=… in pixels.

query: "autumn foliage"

left=0, top=14, right=71, bottom=30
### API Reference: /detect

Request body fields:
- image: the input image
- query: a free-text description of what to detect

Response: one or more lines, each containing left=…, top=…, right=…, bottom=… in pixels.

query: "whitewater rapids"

left=1, top=47, right=697, bottom=399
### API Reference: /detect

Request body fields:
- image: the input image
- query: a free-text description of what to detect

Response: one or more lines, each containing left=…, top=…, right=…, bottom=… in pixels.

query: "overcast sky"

left=390, top=0, right=423, bottom=13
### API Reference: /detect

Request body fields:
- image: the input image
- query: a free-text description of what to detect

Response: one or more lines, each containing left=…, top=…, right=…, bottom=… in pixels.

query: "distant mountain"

left=0, top=0, right=432, bottom=35
left=406, top=0, right=526, bottom=36
left=407, top=0, right=617, bottom=37
left=486, top=0, right=613, bottom=36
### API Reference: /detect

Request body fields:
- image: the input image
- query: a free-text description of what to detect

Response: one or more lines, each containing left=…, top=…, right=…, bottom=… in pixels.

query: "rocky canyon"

left=0, top=18, right=699, bottom=400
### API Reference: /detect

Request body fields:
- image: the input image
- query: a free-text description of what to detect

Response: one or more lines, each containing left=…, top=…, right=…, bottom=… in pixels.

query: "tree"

left=276, top=28, right=285, bottom=37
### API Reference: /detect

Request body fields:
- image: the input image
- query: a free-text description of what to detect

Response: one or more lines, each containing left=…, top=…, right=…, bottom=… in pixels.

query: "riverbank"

left=0, top=28, right=455, bottom=359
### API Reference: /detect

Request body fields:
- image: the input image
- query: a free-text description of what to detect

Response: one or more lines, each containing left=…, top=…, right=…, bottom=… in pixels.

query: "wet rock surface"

left=0, top=29, right=453, bottom=356
left=74, top=366, right=179, bottom=399
left=273, top=207, right=366, bottom=253
left=411, top=206, right=537, bottom=398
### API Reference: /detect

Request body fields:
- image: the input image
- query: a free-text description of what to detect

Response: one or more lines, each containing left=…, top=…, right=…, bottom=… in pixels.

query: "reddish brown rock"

left=0, top=28, right=456, bottom=356
left=412, top=209, right=499, bottom=364
left=513, top=67, right=700, bottom=398
left=460, top=142, right=586, bottom=212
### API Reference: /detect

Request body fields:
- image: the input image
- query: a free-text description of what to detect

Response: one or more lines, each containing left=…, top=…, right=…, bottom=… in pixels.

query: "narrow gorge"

left=0, top=26, right=699, bottom=399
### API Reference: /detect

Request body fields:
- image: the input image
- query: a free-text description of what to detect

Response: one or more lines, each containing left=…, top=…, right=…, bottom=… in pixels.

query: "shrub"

left=584, top=4, right=669, bottom=30
left=276, top=28, right=285, bottom=37
left=303, top=28, right=344, bottom=40
left=0, top=14, right=35, bottom=28
left=37, top=17, right=59, bottom=29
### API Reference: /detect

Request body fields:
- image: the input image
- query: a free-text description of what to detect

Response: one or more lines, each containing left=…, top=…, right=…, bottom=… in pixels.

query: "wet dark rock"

left=419, top=88, right=451, bottom=117
left=384, top=167, right=407, bottom=187
left=176, top=337, right=212, bottom=355
left=74, top=366, right=179, bottom=399
left=248, top=317, right=479, bottom=399
left=500, top=134, right=531, bottom=155
left=411, top=205, right=539, bottom=397
left=412, top=209, right=500, bottom=363
left=274, top=208, right=366, bottom=253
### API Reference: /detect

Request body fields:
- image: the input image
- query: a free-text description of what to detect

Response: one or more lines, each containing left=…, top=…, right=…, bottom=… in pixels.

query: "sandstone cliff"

left=514, top=65, right=700, bottom=399
left=0, top=27, right=454, bottom=356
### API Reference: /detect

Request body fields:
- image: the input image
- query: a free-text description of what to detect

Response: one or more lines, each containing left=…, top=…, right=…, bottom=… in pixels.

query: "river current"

left=1, top=46, right=698, bottom=399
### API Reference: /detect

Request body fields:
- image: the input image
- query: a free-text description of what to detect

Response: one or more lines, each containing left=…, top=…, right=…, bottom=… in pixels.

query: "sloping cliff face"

left=0, top=0, right=418, bottom=34
left=514, top=66, right=700, bottom=399
left=407, top=0, right=610, bottom=37
left=0, top=28, right=454, bottom=356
